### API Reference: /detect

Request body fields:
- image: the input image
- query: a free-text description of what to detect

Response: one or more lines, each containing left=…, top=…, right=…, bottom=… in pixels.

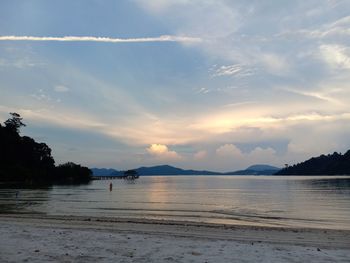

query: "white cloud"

left=146, top=144, right=181, bottom=160
left=216, top=144, right=241, bottom=157
left=211, top=64, right=254, bottom=78
left=136, top=0, right=349, bottom=81
left=319, top=44, right=350, bottom=70
left=54, top=85, right=69, bottom=93
left=213, top=143, right=279, bottom=170
left=0, top=35, right=202, bottom=44
left=213, top=64, right=242, bottom=77
left=215, top=144, right=276, bottom=160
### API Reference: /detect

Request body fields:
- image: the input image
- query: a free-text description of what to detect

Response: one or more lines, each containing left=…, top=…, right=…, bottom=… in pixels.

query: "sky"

left=1, top=0, right=350, bottom=171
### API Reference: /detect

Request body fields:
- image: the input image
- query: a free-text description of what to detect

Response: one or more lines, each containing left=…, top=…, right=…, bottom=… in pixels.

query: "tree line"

left=276, top=150, right=350, bottom=175
left=0, top=113, right=92, bottom=184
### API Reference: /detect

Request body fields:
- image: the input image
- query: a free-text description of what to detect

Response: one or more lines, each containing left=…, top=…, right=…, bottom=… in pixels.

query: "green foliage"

left=0, top=113, right=92, bottom=184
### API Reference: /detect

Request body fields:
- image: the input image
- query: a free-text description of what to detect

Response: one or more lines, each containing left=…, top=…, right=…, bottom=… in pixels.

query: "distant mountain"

left=225, top=164, right=280, bottom=175
left=276, top=150, right=350, bottom=175
left=91, top=164, right=280, bottom=176
left=246, top=164, right=280, bottom=171
left=135, top=165, right=218, bottom=175
left=91, top=168, right=121, bottom=176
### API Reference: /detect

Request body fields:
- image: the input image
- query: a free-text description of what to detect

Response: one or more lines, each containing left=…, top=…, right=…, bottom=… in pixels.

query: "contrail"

left=0, top=35, right=202, bottom=43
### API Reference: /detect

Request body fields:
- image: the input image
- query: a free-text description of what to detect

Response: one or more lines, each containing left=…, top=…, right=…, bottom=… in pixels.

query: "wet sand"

left=0, top=214, right=349, bottom=262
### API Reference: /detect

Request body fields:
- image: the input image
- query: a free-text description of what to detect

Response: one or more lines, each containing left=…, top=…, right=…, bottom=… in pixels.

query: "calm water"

left=1, top=176, right=350, bottom=230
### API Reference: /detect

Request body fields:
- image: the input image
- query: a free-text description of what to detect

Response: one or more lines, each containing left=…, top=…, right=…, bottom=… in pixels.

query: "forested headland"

left=0, top=113, right=92, bottom=184
left=276, top=150, right=350, bottom=175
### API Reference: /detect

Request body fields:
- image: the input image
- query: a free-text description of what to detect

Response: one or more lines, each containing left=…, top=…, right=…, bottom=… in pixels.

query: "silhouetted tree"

left=54, top=162, right=92, bottom=184
left=4, top=112, right=26, bottom=133
left=0, top=113, right=92, bottom=184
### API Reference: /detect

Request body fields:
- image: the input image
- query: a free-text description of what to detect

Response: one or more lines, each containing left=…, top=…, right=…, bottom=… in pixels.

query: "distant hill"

left=275, top=150, right=350, bottom=175
left=246, top=164, right=280, bottom=171
left=91, top=164, right=280, bottom=176
left=225, top=164, right=280, bottom=175
left=91, top=168, right=121, bottom=176
left=135, top=165, right=218, bottom=175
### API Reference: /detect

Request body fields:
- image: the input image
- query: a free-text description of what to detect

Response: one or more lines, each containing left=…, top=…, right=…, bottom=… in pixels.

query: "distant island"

left=92, top=164, right=281, bottom=176
left=276, top=150, right=350, bottom=175
left=0, top=113, right=92, bottom=184
left=225, top=164, right=281, bottom=175
left=93, top=150, right=350, bottom=177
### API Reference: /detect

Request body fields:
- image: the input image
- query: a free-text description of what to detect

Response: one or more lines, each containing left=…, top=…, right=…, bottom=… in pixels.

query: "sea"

left=1, top=176, right=350, bottom=230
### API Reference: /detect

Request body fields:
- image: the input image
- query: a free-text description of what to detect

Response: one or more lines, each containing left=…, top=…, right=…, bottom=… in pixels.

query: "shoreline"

left=1, top=213, right=350, bottom=262
left=1, top=213, right=350, bottom=247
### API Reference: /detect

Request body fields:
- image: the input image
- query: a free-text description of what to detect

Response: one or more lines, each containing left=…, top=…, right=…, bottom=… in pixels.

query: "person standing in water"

left=109, top=182, right=113, bottom=191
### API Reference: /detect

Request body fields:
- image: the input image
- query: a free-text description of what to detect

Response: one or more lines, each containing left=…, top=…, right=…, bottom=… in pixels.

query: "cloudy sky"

left=1, top=0, right=350, bottom=171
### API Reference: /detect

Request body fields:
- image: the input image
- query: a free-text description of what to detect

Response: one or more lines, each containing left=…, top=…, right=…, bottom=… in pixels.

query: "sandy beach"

left=0, top=214, right=349, bottom=263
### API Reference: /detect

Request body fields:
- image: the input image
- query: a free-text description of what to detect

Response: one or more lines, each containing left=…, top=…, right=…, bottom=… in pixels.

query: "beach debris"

left=317, top=248, right=321, bottom=251
left=34, top=249, right=40, bottom=253
left=191, top=251, right=202, bottom=256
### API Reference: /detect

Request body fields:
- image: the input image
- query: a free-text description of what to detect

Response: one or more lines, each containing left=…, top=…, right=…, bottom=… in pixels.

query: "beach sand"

left=0, top=214, right=349, bottom=263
